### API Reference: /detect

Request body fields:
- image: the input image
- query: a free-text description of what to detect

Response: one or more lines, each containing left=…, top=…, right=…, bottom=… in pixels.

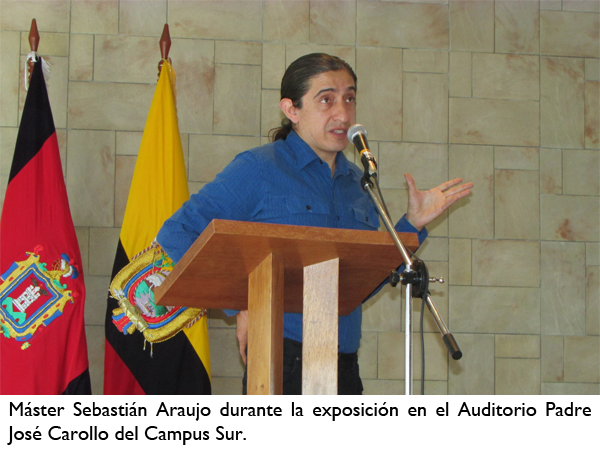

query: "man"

left=157, top=53, right=472, bottom=394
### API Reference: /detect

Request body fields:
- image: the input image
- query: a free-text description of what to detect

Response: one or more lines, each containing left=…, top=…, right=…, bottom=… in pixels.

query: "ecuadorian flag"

left=103, top=60, right=211, bottom=394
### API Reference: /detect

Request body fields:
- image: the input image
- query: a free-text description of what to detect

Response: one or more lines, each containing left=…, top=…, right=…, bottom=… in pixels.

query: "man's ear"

left=280, top=98, right=299, bottom=124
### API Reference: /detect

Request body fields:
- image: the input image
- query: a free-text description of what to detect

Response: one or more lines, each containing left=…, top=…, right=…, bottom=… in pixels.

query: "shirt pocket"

left=352, top=205, right=379, bottom=230
left=255, top=195, right=330, bottom=223
left=286, top=196, right=329, bottom=215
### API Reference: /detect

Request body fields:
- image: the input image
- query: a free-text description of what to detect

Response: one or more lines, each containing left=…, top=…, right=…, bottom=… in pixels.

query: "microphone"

left=347, top=124, right=377, bottom=177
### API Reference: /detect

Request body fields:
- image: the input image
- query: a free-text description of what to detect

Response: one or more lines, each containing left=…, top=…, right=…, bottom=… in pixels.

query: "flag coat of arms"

left=104, top=60, right=211, bottom=394
left=0, top=59, right=91, bottom=394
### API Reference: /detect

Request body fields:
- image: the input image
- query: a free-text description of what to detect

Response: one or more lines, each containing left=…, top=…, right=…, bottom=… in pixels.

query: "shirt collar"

left=285, top=130, right=353, bottom=176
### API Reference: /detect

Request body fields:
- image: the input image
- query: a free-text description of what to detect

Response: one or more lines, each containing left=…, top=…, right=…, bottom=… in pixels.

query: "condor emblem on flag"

left=109, top=241, right=205, bottom=353
left=0, top=249, right=79, bottom=350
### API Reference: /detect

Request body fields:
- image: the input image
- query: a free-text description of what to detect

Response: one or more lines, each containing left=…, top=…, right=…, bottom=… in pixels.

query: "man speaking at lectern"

left=157, top=53, right=472, bottom=394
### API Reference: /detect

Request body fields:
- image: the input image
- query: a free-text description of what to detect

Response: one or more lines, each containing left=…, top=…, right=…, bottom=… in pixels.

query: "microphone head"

left=347, top=124, right=368, bottom=143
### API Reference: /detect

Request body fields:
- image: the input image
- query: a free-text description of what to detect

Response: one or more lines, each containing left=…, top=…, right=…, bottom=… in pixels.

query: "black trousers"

left=242, top=338, right=363, bottom=395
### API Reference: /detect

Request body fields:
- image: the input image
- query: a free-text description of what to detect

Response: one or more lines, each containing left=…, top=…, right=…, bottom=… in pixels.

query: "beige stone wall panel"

left=0, top=0, right=70, bottom=32
left=75, top=227, right=90, bottom=276
left=189, top=134, right=260, bottom=183
left=119, top=0, right=167, bottom=36
left=85, top=325, right=105, bottom=393
left=114, top=155, right=136, bottom=228
left=355, top=46, right=402, bottom=141
left=261, top=89, right=282, bottom=137
left=213, top=64, right=261, bottom=136
left=448, top=145, right=494, bottom=238
left=404, top=49, right=448, bottom=74
left=587, top=266, right=600, bottom=335
left=541, top=194, right=600, bottom=242
left=585, top=80, right=599, bottom=148
left=363, top=286, right=403, bottom=339
left=449, top=238, right=472, bottom=285
left=403, top=73, right=448, bottom=143
left=379, top=142, right=448, bottom=190
left=540, top=147, right=562, bottom=194
left=0, top=175, right=7, bottom=212
left=564, top=336, right=600, bottom=383
left=473, top=53, right=539, bottom=101
left=116, top=131, right=142, bottom=156
left=563, top=0, right=600, bottom=12
left=448, top=333, right=495, bottom=394
left=495, top=169, right=540, bottom=240
left=495, top=146, right=539, bottom=171
left=66, top=130, right=115, bottom=227
left=585, top=58, right=600, bottom=81
left=93, top=35, right=160, bottom=84
left=587, top=243, right=600, bottom=266
left=1, top=31, right=20, bottom=127
left=209, top=328, right=244, bottom=377
left=309, top=0, right=356, bottom=46
left=541, top=241, right=586, bottom=335
left=68, top=81, right=154, bottom=131
left=71, top=0, right=119, bottom=35
left=542, top=382, right=600, bottom=394
left=540, top=0, right=562, bottom=11
left=449, top=97, right=540, bottom=147
left=472, top=239, right=540, bottom=287
left=262, top=43, right=286, bottom=89
left=494, top=0, right=540, bottom=55
left=69, top=34, right=94, bottom=81
left=357, top=1, right=449, bottom=49
left=563, top=149, right=600, bottom=196
left=89, top=227, right=121, bottom=276
left=216, top=41, right=262, bottom=66
left=541, top=334, right=564, bottom=382
left=0, top=127, right=18, bottom=176
left=416, top=236, right=449, bottom=262
left=450, top=286, right=540, bottom=334
left=169, top=39, right=215, bottom=135
left=541, top=57, right=585, bottom=149
left=495, top=358, right=541, bottom=394
left=449, top=51, right=472, bottom=98
left=263, top=0, right=309, bottom=43
left=449, top=0, right=495, bottom=52
left=210, top=377, right=243, bottom=395
left=495, top=334, right=540, bottom=358
left=378, top=332, right=448, bottom=381
left=541, top=11, right=600, bottom=58
left=169, top=1, right=262, bottom=41
left=285, top=43, right=356, bottom=69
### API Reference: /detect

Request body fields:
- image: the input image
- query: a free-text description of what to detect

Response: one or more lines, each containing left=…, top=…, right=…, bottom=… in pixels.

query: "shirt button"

left=306, top=205, right=311, bottom=210
left=337, top=216, right=340, bottom=221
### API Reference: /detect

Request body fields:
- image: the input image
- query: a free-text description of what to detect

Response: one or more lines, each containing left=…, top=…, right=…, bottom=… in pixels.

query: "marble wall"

left=0, top=0, right=598, bottom=395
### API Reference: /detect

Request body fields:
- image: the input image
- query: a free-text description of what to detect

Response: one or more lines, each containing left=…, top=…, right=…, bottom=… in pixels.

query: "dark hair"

left=270, top=53, right=357, bottom=142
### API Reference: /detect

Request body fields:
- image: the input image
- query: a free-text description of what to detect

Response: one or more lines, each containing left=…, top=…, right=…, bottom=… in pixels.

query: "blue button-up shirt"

left=157, top=131, right=427, bottom=352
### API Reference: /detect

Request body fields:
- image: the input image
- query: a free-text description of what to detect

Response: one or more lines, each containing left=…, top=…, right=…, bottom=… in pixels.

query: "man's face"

left=288, top=70, right=356, bottom=163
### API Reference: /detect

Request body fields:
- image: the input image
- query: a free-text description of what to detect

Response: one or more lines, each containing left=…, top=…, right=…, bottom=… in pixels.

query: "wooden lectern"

left=154, top=219, right=418, bottom=395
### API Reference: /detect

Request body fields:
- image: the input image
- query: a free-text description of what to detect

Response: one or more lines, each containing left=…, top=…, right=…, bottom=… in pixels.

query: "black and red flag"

left=0, top=58, right=91, bottom=394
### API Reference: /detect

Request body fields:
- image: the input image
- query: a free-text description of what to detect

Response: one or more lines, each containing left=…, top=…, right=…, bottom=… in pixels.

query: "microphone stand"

left=360, top=173, right=462, bottom=395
